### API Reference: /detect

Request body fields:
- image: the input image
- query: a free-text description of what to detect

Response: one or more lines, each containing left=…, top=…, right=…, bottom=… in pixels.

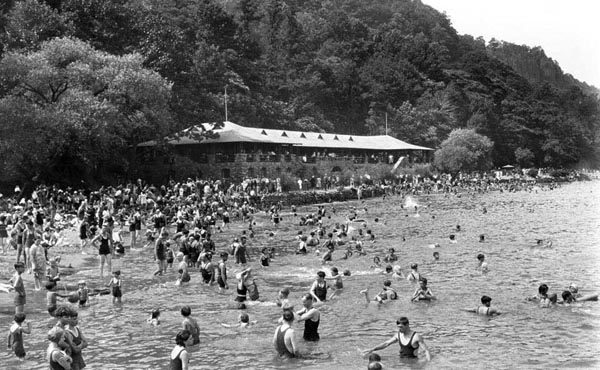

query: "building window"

left=222, top=168, right=231, bottom=178
left=248, top=168, right=255, bottom=178
left=261, top=167, right=267, bottom=177
left=276, top=167, right=281, bottom=174
left=332, top=166, right=342, bottom=172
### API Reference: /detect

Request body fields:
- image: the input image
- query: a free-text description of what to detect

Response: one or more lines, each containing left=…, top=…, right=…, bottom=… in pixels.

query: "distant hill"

left=486, top=39, right=600, bottom=97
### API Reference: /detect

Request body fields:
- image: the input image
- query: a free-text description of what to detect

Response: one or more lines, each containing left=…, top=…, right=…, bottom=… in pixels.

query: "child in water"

left=383, top=248, right=398, bottom=262
left=260, top=248, right=271, bottom=266
left=77, top=280, right=89, bottom=307
left=7, top=313, right=31, bottom=359
left=327, top=267, right=344, bottom=299
left=106, top=270, right=122, bottom=304
left=360, top=280, right=398, bottom=304
left=221, top=313, right=257, bottom=328
left=276, top=288, right=292, bottom=310
left=147, top=309, right=161, bottom=326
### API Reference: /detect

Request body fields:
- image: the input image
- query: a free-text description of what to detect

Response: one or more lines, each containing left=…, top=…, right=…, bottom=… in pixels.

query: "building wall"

left=191, top=152, right=405, bottom=182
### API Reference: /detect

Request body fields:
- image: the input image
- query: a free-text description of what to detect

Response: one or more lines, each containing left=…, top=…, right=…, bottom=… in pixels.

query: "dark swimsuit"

left=99, top=235, right=110, bottom=255
left=170, top=347, right=185, bottom=370
left=275, top=326, right=295, bottom=357
left=314, top=281, right=327, bottom=301
left=236, top=283, right=247, bottom=302
left=399, top=331, right=418, bottom=358
left=303, top=314, right=320, bottom=341
left=200, top=262, right=213, bottom=283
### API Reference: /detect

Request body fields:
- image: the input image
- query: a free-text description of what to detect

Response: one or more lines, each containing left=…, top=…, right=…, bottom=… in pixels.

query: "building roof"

left=138, top=121, right=432, bottom=151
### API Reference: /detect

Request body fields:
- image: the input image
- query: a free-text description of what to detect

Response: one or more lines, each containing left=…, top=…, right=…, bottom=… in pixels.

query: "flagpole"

left=385, top=112, right=388, bottom=135
left=224, top=86, right=228, bottom=122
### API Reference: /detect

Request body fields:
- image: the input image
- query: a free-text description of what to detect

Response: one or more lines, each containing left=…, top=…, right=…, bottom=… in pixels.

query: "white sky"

left=423, top=0, right=600, bottom=88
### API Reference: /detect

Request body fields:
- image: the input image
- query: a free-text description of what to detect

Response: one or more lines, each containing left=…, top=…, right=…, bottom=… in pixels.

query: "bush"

left=526, top=168, right=538, bottom=178
left=549, top=169, right=570, bottom=178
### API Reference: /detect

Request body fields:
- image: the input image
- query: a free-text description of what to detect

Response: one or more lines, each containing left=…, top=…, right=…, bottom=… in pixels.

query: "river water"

left=1, top=181, right=599, bottom=369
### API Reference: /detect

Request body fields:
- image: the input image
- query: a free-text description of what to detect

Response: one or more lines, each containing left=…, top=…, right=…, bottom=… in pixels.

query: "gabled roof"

left=138, top=121, right=432, bottom=151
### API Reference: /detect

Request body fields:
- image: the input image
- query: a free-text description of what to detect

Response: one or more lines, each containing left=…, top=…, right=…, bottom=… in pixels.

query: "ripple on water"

left=1, top=182, right=599, bottom=369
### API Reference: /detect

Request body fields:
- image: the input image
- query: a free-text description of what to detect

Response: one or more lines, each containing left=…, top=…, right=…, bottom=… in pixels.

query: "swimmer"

left=391, top=265, right=404, bottom=280
left=106, top=270, right=122, bottom=304
left=180, top=306, right=200, bottom=345
left=411, top=278, right=436, bottom=302
left=221, top=313, right=257, bottom=328
left=449, top=234, right=457, bottom=243
left=476, top=254, right=488, bottom=273
left=216, top=252, right=229, bottom=291
left=463, top=295, right=500, bottom=315
left=432, top=251, right=440, bottom=261
left=7, top=312, right=31, bottom=359
left=527, top=283, right=550, bottom=303
left=296, top=294, right=320, bottom=341
left=296, top=236, right=308, bottom=255
left=363, top=316, right=431, bottom=361
left=367, top=353, right=384, bottom=370
left=46, top=282, right=69, bottom=316
left=383, top=248, right=398, bottom=263
left=326, top=267, right=344, bottom=299
left=536, top=239, right=553, bottom=247
left=276, top=288, right=293, bottom=310
left=361, top=280, right=398, bottom=304
left=406, top=263, right=420, bottom=283
left=273, top=310, right=298, bottom=358
left=147, top=309, right=161, bottom=326
left=564, top=285, right=598, bottom=302
left=309, top=271, right=328, bottom=303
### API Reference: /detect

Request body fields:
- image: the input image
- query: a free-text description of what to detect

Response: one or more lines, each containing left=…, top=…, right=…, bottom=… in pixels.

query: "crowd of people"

left=0, top=171, right=597, bottom=369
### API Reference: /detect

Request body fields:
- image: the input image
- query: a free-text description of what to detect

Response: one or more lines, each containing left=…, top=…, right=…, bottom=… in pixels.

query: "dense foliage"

left=433, top=129, right=493, bottom=174
left=1, top=0, right=598, bottom=189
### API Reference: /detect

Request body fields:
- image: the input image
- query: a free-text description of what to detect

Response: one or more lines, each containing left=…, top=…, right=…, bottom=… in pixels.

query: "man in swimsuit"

left=296, top=293, right=320, bottom=341
left=463, top=295, right=500, bottom=315
left=363, top=316, right=431, bottom=361
left=309, top=271, right=328, bottom=303
left=406, top=263, right=420, bottom=283
left=273, top=310, right=298, bottom=358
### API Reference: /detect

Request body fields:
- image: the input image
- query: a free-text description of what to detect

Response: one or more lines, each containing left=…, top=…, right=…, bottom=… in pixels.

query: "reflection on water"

left=1, top=181, right=599, bottom=369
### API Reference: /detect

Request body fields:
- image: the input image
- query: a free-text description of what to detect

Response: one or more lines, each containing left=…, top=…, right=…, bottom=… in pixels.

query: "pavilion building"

left=138, top=121, right=433, bottom=182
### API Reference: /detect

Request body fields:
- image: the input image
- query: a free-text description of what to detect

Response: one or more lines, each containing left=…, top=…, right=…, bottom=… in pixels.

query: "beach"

left=1, top=180, right=599, bottom=369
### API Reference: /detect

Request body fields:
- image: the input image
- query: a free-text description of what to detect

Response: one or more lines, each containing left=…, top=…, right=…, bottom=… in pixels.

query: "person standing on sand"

left=9, top=262, right=26, bottom=314
left=30, top=238, right=46, bottom=291
left=91, top=226, right=113, bottom=278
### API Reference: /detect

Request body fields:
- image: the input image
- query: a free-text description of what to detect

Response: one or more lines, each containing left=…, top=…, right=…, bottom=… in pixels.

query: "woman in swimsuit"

left=170, top=330, right=191, bottom=370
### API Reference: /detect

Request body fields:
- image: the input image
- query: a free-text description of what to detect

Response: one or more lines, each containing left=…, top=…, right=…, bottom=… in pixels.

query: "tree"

left=1, top=0, right=73, bottom=51
left=433, top=129, right=493, bottom=174
left=0, top=37, right=173, bottom=187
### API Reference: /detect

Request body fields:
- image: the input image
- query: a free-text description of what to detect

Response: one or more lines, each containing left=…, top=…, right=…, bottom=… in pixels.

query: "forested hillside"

left=1, top=0, right=598, bottom=188
left=486, top=39, right=600, bottom=97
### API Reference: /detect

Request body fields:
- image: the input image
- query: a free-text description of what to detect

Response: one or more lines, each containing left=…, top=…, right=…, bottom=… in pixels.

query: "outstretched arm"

left=362, top=334, right=398, bottom=356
